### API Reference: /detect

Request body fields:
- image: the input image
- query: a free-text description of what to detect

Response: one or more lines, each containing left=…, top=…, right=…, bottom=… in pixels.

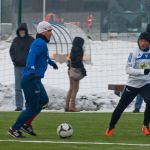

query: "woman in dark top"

left=65, top=37, right=86, bottom=112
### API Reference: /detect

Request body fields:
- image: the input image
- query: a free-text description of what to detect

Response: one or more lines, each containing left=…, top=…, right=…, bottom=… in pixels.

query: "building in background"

left=0, top=0, right=150, bottom=40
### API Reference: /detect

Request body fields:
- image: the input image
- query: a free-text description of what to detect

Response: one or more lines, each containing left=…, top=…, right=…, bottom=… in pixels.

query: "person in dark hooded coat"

left=9, top=23, right=34, bottom=111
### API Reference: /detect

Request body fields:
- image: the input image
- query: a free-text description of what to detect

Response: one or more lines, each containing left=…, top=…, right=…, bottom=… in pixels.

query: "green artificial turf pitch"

left=0, top=112, right=150, bottom=150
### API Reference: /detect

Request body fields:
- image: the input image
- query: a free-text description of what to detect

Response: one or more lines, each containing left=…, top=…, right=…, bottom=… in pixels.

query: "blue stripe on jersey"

left=128, top=53, right=133, bottom=62
left=136, top=53, right=150, bottom=60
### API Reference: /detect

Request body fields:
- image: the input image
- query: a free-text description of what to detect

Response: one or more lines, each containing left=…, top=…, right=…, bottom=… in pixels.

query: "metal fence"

left=0, top=0, right=148, bottom=95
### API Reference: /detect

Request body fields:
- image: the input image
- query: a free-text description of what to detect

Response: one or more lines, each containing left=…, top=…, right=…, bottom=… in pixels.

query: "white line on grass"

left=0, top=140, right=150, bottom=147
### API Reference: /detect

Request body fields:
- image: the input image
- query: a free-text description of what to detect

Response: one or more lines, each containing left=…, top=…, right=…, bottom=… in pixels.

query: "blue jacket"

left=23, top=35, right=54, bottom=78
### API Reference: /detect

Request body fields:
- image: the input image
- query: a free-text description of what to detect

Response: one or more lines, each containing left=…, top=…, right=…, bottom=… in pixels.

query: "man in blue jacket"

left=8, top=21, right=58, bottom=138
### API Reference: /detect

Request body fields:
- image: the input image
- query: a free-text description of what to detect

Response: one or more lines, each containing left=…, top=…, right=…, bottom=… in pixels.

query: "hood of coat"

left=16, top=23, right=29, bottom=37
left=72, top=37, right=84, bottom=48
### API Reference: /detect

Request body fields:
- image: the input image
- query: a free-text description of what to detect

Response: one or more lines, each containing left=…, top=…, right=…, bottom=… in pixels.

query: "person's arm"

left=48, top=55, right=58, bottom=69
left=9, top=39, right=16, bottom=62
left=77, top=51, right=87, bottom=75
left=78, top=60, right=84, bottom=68
left=26, top=43, right=43, bottom=74
left=71, top=50, right=86, bottom=75
left=126, top=51, right=144, bottom=75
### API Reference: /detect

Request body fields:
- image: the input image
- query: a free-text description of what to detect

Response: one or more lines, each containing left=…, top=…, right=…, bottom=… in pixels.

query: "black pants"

left=109, top=84, right=150, bottom=128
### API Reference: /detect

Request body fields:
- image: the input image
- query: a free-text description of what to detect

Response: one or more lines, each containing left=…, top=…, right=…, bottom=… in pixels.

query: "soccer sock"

left=25, top=115, right=37, bottom=125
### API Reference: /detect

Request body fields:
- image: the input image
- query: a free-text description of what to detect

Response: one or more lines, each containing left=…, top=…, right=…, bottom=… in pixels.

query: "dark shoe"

left=8, top=128, right=25, bottom=138
left=133, top=108, right=140, bottom=113
left=21, top=124, right=36, bottom=136
left=42, top=104, right=48, bottom=109
left=15, top=107, right=22, bottom=111
left=65, top=108, right=69, bottom=112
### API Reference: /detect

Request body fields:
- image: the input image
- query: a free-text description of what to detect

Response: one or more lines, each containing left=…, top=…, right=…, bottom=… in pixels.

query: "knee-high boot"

left=69, top=100, right=79, bottom=112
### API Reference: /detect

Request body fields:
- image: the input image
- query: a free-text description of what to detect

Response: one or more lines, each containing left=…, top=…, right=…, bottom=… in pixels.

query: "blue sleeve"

left=26, top=42, right=43, bottom=73
left=48, top=57, right=55, bottom=65
left=47, top=52, right=55, bottom=65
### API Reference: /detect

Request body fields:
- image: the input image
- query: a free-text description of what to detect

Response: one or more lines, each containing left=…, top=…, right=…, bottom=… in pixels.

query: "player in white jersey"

left=105, top=32, right=150, bottom=136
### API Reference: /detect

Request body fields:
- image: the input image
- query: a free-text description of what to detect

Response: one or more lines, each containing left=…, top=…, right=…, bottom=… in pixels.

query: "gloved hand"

left=51, top=62, right=58, bottom=69
left=28, top=74, right=38, bottom=80
left=81, top=67, right=87, bottom=76
left=144, top=69, right=150, bottom=75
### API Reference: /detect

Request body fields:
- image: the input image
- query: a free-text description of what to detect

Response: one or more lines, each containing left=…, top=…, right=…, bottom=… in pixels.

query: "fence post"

left=18, top=0, right=22, bottom=26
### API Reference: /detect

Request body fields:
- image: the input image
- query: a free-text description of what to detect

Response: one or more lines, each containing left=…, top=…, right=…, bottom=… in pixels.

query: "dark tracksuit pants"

left=109, top=84, right=150, bottom=129
left=12, top=76, right=49, bottom=130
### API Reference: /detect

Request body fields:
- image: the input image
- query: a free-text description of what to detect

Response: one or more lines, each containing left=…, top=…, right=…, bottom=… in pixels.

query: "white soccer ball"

left=57, top=123, right=73, bottom=138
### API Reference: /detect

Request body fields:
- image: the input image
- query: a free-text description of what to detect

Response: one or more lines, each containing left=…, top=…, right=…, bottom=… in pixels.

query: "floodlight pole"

left=18, top=0, right=22, bottom=26
left=140, top=0, right=144, bottom=12
left=43, top=0, right=46, bottom=20
left=0, top=0, right=1, bottom=40
left=0, top=0, right=1, bottom=23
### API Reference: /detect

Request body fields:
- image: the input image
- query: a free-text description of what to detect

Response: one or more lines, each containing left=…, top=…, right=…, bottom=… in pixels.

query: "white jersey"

left=126, top=47, right=150, bottom=88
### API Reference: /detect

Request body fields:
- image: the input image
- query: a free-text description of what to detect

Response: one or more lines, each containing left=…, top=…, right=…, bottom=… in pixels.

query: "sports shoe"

left=8, top=128, right=24, bottom=138
left=105, top=128, right=114, bottom=136
left=15, top=107, right=22, bottom=111
left=21, top=124, right=36, bottom=136
left=64, top=108, right=69, bottom=112
left=133, top=108, right=140, bottom=113
left=142, top=126, right=150, bottom=135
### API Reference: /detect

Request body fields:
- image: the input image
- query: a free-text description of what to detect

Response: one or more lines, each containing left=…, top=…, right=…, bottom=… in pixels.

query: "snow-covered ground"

left=0, top=39, right=145, bottom=112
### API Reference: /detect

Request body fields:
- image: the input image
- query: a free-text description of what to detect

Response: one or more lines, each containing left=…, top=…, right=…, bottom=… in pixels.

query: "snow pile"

left=0, top=39, right=146, bottom=112
left=0, top=83, right=144, bottom=112
left=0, top=83, right=15, bottom=111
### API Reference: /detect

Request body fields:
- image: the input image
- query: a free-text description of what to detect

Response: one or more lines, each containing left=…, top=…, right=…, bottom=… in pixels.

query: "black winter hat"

left=72, top=37, right=84, bottom=48
left=138, top=32, right=150, bottom=43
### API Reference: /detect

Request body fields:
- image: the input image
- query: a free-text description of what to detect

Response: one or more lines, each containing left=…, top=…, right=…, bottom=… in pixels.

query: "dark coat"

left=9, top=23, right=34, bottom=67
left=69, top=37, right=87, bottom=76
left=70, top=37, right=84, bottom=68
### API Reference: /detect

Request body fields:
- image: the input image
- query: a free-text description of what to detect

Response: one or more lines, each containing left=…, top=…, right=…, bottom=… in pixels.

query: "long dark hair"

left=70, top=37, right=84, bottom=61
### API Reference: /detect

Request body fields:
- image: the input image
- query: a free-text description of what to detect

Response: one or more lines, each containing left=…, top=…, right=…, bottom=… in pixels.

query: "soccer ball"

left=57, top=123, right=73, bottom=138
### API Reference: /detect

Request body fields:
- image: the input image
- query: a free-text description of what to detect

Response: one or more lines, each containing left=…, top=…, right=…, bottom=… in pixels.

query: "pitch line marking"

left=0, top=140, right=150, bottom=147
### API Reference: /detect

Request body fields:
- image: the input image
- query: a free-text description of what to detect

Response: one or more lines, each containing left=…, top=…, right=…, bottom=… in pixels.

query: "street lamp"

left=0, top=0, right=1, bottom=40
left=0, top=0, right=1, bottom=23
